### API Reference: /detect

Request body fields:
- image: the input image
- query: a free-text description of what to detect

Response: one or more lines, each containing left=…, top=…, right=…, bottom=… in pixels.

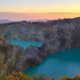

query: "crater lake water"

left=8, top=40, right=80, bottom=78
left=8, top=40, right=42, bottom=49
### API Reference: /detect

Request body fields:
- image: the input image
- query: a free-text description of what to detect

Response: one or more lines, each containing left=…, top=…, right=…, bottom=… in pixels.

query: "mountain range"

left=0, top=20, right=13, bottom=24
left=0, top=19, right=50, bottom=24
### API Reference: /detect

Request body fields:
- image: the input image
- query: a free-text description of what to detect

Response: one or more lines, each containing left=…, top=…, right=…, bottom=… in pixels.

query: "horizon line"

left=0, top=12, right=80, bottom=14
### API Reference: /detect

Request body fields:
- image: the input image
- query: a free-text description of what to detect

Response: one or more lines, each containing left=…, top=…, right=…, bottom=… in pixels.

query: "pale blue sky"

left=0, top=0, right=80, bottom=13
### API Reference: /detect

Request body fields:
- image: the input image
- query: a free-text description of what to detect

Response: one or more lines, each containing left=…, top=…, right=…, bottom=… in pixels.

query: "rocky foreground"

left=0, top=17, right=80, bottom=78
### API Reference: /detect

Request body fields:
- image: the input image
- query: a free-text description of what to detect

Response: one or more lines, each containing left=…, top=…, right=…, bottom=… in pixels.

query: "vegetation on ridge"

left=1, top=72, right=80, bottom=80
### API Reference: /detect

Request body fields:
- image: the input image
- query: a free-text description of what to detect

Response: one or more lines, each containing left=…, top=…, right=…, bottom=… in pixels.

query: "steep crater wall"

left=0, top=17, right=80, bottom=78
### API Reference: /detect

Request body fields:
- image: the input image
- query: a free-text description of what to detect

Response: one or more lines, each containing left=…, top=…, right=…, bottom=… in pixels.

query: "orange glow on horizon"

left=0, top=13, right=80, bottom=21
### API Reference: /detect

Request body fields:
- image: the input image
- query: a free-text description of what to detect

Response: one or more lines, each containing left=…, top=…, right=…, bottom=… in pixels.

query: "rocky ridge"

left=0, top=17, right=80, bottom=78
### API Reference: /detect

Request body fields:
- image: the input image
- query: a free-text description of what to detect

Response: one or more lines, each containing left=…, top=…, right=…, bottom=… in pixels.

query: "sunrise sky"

left=0, top=0, right=80, bottom=21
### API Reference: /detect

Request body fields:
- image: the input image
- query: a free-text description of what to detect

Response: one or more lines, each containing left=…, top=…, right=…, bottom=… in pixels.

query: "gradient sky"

left=0, top=0, right=80, bottom=13
left=0, top=0, right=80, bottom=21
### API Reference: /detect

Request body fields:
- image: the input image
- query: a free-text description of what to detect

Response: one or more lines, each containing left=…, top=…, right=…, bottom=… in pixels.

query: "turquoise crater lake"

left=8, top=40, right=42, bottom=49
left=8, top=40, right=80, bottom=78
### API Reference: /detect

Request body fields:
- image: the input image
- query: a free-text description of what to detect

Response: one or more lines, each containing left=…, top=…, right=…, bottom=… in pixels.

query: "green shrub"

left=74, top=74, right=80, bottom=80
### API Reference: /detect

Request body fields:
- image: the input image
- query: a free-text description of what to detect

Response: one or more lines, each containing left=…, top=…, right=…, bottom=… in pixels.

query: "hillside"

left=0, top=17, right=80, bottom=78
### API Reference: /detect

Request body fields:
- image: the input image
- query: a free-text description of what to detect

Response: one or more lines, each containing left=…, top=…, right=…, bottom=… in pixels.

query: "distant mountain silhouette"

left=0, top=19, right=50, bottom=24
left=0, top=20, right=13, bottom=24
left=29, top=19, right=50, bottom=22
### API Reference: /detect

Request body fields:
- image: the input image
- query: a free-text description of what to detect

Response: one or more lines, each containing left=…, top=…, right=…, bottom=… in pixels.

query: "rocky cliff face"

left=0, top=35, right=25, bottom=78
left=0, top=36, right=43, bottom=78
left=0, top=21, right=45, bottom=42
left=0, top=18, right=80, bottom=43
left=0, top=17, right=80, bottom=78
